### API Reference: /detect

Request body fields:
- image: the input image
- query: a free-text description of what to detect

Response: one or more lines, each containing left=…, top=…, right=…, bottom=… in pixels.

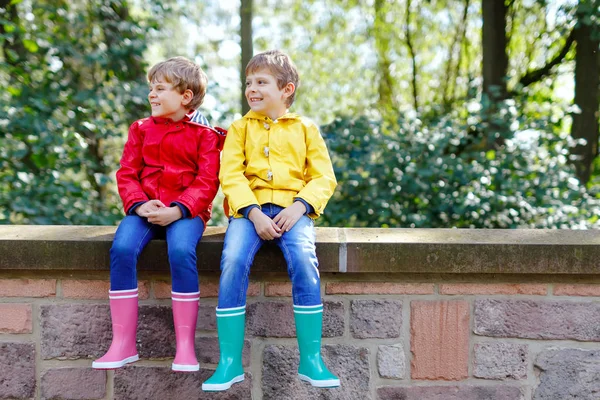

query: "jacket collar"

left=243, top=110, right=300, bottom=123
left=149, top=113, right=192, bottom=125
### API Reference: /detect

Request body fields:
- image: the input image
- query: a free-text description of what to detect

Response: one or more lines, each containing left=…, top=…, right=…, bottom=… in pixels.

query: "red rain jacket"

left=116, top=114, right=225, bottom=224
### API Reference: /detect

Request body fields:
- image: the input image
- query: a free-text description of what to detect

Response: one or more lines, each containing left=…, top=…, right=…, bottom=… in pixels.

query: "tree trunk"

left=571, top=20, right=600, bottom=184
left=240, top=0, right=253, bottom=115
left=482, top=0, right=508, bottom=99
left=374, top=0, right=395, bottom=114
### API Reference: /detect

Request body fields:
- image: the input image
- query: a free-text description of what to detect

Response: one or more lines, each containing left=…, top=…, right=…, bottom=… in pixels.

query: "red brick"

left=0, top=279, right=56, bottom=297
left=62, top=280, right=149, bottom=299
left=411, top=300, right=469, bottom=380
left=554, top=284, right=600, bottom=297
left=154, top=281, right=259, bottom=299
left=327, top=282, right=433, bottom=295
left=153, top=281, right=172, bottom=299
left=265, top=282, right=292, bottom=297
left=0, top=304, right=32, bottom=333
left=439, top=283, right=547, bottom=295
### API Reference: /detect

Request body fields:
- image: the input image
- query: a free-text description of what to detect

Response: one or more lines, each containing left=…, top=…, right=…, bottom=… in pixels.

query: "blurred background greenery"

left=0, top=0, right=598, bottom=228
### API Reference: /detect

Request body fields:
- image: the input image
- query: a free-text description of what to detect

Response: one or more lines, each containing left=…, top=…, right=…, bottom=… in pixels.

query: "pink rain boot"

left=92, top=288, right=139, bottom=369
left=171, top=291, right=200, bottom=372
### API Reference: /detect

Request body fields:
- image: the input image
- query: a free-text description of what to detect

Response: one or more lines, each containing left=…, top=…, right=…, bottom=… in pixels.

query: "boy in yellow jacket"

left=202, top=50, right=339, bottom=391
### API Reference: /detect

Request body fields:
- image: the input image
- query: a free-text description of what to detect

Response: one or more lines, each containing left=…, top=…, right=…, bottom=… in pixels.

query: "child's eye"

left=245, top=81, right=251, bottom=87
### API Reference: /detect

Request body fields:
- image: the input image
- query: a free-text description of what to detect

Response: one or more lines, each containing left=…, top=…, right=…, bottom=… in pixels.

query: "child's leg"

left=202, top=217, right=262, bottom=391
left=278, top=215, right=340, bottom=388
left=165, top=216, right=205, bottom=372
left=217, top=217, right=263, bottom=308
left=94, top=215, right=157, bottom=369
left=110, top=215, right=158, bottom=290
left=276, top=215, right=321, bottom=306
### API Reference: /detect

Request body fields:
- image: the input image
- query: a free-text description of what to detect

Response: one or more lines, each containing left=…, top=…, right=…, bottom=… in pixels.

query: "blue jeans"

left=218, top=204, right=322, bottom=308
left=110, top=215, right=205, bottom=293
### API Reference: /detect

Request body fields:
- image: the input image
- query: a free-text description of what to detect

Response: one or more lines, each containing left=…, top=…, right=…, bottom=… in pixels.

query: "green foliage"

left=320, top=97, right=599, bottom=229
left=0, top=0, right=156, bottom=224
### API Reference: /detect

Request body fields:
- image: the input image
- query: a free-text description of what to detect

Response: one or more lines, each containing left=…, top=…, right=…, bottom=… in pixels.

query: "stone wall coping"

left=1, top=225, right=599, bottom=274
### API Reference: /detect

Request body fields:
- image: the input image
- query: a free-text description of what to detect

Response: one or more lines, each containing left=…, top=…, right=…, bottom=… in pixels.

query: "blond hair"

left=245, top=50, right=299, bottom=107
left=147, top=57, right=207, bottom=110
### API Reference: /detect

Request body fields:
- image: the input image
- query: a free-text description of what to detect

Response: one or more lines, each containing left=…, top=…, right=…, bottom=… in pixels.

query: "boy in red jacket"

left=93, top=57, right=223, bottom=372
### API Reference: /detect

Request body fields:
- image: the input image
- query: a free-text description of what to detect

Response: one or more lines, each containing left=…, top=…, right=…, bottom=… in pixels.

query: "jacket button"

left=263, top=146, right=269, bottom=157
left=266, top=170, right=273, bottom=181
left=263, top=123, right=270, bottom=130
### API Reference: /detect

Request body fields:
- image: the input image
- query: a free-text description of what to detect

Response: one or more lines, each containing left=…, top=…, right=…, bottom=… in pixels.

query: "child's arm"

left=296, top=125, right=337, bottom=215
left=219, top=124, right=261, bottom=215
left=116, top=122, right=151, bottom=214
left=274, top=124, right=337, bottom=230
left=173, top=127, right=221, bottom=218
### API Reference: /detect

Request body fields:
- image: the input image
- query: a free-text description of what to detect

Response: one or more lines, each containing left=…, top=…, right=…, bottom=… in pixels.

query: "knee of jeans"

left=110, top=241, right=135, bottom=260
left=221, top=248, right=248, bottom=270
left=168, top=244, right=196, bottom=266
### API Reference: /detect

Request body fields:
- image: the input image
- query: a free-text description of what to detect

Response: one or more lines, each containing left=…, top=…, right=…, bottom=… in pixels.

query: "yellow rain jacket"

left=219, top=110, right=337, bottom=219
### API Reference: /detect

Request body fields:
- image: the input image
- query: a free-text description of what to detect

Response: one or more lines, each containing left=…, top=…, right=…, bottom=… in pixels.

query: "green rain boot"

left=201, top=306, right=246, bottom=391
left=294, top=304, right=340, bottom=388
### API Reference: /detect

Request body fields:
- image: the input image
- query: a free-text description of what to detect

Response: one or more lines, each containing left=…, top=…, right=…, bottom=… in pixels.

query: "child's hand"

left=135, top=200, right=166, bottom=217
left=273, top=201, right=306, bottom=232
left=248, top=208, right=282, bottom=240
left=146, top=206, right=183, bottom=226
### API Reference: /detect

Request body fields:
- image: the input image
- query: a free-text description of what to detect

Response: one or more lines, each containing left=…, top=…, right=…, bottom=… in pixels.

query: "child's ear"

left=181, top=89, right=194, bottom=106
left=283, top=82, right=295, bottom=99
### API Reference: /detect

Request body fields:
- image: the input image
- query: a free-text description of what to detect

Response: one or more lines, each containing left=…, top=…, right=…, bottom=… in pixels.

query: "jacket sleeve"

left=175, top=127, right=222, bottom=218
left=117, top=121, right=149, bottom=213
left=219, top=123, right=260, bottom=215
left=294, top=124, right=337, bottom=217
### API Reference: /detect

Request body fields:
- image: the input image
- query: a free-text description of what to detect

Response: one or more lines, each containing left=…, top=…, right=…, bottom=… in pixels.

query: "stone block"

left=197, top=336, right=251, bottom=367
left=350, top=300, right=402, bottom=339
left=0, top=303, right=32, bottom=333
left=377, top=385, right=523, bottom=399
left=262, top=344, right=370, bottom=400
left=377, top=344, right=406, bottom=379
left=0, top=342, right=35, bottom=399
left=137, top=305, right=177, bottom=359
left=40, top=304, right=175, bottom=360
left=473, top=342, right=528, bottom=380
left=474, top=299, right=600, bottom=341
left=197, top=303, right=217, bottom=331
left=41, top=368, right=106, bottom=400
left=533, top=348, right=600, bottom=399
left=41, top=304, right=112, bottom=359
left=114, top=366, right=252, bottom=399
left=247, top=301, right=294, bottom=337
left=322, top=301, right=345, bottom=338
left=411, top=300, right=469, bottom=380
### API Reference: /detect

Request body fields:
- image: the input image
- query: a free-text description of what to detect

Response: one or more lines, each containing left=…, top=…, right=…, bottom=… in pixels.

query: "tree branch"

left=517, top=29, right=575, bottom=89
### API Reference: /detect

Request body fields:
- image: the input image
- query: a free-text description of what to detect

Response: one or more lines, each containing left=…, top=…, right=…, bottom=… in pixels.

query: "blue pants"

left=110, top=215, right=204, bottom=293
left=218, top=203, right=322, bottom=308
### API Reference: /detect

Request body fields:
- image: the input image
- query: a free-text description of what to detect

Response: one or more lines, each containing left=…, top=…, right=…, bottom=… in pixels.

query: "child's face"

left=245, top=69, right=293, bottom=120
left=148, top=78, right=190, bottom=121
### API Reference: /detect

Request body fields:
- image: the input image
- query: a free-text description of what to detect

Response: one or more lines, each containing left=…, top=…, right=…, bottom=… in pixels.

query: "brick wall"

left=2, top=226, right=600, bottom=399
